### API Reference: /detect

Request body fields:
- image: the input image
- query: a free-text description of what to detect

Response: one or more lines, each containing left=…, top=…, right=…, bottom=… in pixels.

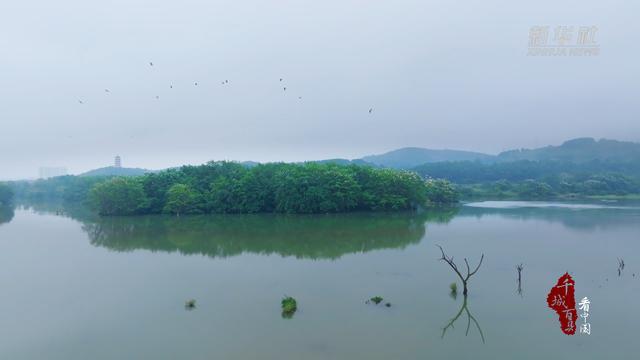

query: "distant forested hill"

left=359, top=138, right=640, bottom=170
left=365, top=138, right=640, bottom=199
left=361, top=148, right=494, bottom=169
left=312, top=158, right=378, bottom=167
left=496, top=138, right=640, bottom=163
left=80, top=166, right=151, bottom=177
left=412, top=159, right=640, bottom=184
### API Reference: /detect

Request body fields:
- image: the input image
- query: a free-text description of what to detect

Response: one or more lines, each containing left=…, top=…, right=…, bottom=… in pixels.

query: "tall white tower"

left=114, top=156, right=122, bottom=168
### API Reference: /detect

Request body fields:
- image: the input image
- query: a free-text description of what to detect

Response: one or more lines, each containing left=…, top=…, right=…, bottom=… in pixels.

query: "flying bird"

left=78, top=100, right=84, bottom=104
left=194, top=82, right=198, bottom=86
left=279, top=78, right=283, bottom=82
left=369, top=108, right=373, bottom=114
left=170, top=85, right=173, bottom=89
left=149, top=61, right=153, bottom=66
left=283, top=87, right=287, bottom=91
left=104, top=89, right=110, bottom=93
left=155, top=95, right=160, bottom=99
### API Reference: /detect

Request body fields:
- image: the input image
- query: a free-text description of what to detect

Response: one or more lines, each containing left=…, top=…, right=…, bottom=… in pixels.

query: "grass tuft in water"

left=449, top=282, right=458, bottom=293
left=281, top=296, right=297, bottom=318
left=185, top=299, right=196, bottom=310
left=367, top=296, right=384, bottom=305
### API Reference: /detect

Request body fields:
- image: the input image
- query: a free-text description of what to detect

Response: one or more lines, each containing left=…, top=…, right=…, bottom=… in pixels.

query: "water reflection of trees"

left=442, top=294, right=485, bottom=343
left=0, top=205, right=15, bottom=225
left=18, top=200, right=99, bottom=223
left=81, top=209, right=457, bottom=260
left=459, top=205, right=640, bottom=231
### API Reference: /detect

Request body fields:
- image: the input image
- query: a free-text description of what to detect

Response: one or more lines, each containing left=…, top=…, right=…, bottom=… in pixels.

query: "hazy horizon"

left=2, top=0, right=639, bottom=179
left=4, top=136, right=637, bottom=180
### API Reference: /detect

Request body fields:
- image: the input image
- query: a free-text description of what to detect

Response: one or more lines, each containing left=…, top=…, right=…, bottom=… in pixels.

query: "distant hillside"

left=497, top=138, right=640, bottom=163
left=360, top=138, right=640, bottom=169
left=80, top=166, right=151, bottom=177
left=312, top=158, right=378, bottom=167
left=361, top=148, right=493, bottom=169
left=412, top=159, right=640, bottom=183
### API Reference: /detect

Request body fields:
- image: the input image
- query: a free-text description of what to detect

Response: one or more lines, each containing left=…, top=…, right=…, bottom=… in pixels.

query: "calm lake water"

left=0, top=201, right=638, bottom=359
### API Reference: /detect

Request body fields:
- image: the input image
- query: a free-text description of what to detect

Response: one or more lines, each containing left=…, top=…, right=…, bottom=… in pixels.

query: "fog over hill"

left=27, top=137, right=640, bottom=180
left=79, top=166, right=152, bottom=177
left=495, top=138, right=640, bottom=163
left=358, top=138, right=640, bottom=169
left=361, top=148, right=494, bottom=169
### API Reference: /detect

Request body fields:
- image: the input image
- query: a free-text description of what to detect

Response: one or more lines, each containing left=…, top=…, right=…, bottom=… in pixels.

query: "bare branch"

left=436, top=246, right=484, bottom=296
left=441, top=297, right=466, bottom=339
left=441, top=295, right=485, bottom=343
left=436, top=245, right=466, bottom=284
left=467, top=310, right=486, bottom=343
left=468, top=254, right=484, bottom=277
left=464, top=258, right=471, bottom=280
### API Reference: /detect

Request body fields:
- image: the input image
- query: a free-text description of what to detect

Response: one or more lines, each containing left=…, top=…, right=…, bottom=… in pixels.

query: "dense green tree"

left=12, top=162, right=463, bottom=215
left=207, top=176, right=245, bottom=213
left=0, top=183, right=14, bottom=206
left=163, top=183, right=200, bottom=216
left=89, top=178, right=148, bottom=215
left=12, top=158, right=640, bottom=207
left=109, top=162, right=447, bottom=215
left=424, top=179, right=459, bottom=204
left=0, top=205, right=14, bottom=225
left=516, top=180, right=554, bottom=198
left=273, top=163, right=361, bottom=213
left=413, top=159, right=640, bottom=184
left=141, top=169, right=186, bottom=213
left=7, top=176, right=108, bottom=203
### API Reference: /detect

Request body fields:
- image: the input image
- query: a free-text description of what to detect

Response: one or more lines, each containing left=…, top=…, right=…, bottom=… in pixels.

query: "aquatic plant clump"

left=281, top=296, right=298, bottom=318
left=366, top=296, right=391, bottom=307
left=450, top=282, right=458, bottom=293
left=185, top=299, right=196, bottom=310
left=367, top=296, right=384, bottom=305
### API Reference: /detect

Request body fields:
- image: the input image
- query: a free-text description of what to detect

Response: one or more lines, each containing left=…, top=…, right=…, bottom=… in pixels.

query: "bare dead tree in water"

left=441, top=294, right=485, bottom=343
left=617, top=258, right=625, bottom=276
left=516, top=263, right=524, bottom=296
left=436, top=245, right=484, bottom=296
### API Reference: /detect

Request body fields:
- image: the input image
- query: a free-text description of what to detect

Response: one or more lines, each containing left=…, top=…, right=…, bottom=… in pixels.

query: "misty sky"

left=1, top=0, right=638, bottom=179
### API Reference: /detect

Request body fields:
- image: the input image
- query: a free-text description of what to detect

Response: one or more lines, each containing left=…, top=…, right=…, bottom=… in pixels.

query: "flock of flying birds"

left=77, top=61, right=374, bottom=114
